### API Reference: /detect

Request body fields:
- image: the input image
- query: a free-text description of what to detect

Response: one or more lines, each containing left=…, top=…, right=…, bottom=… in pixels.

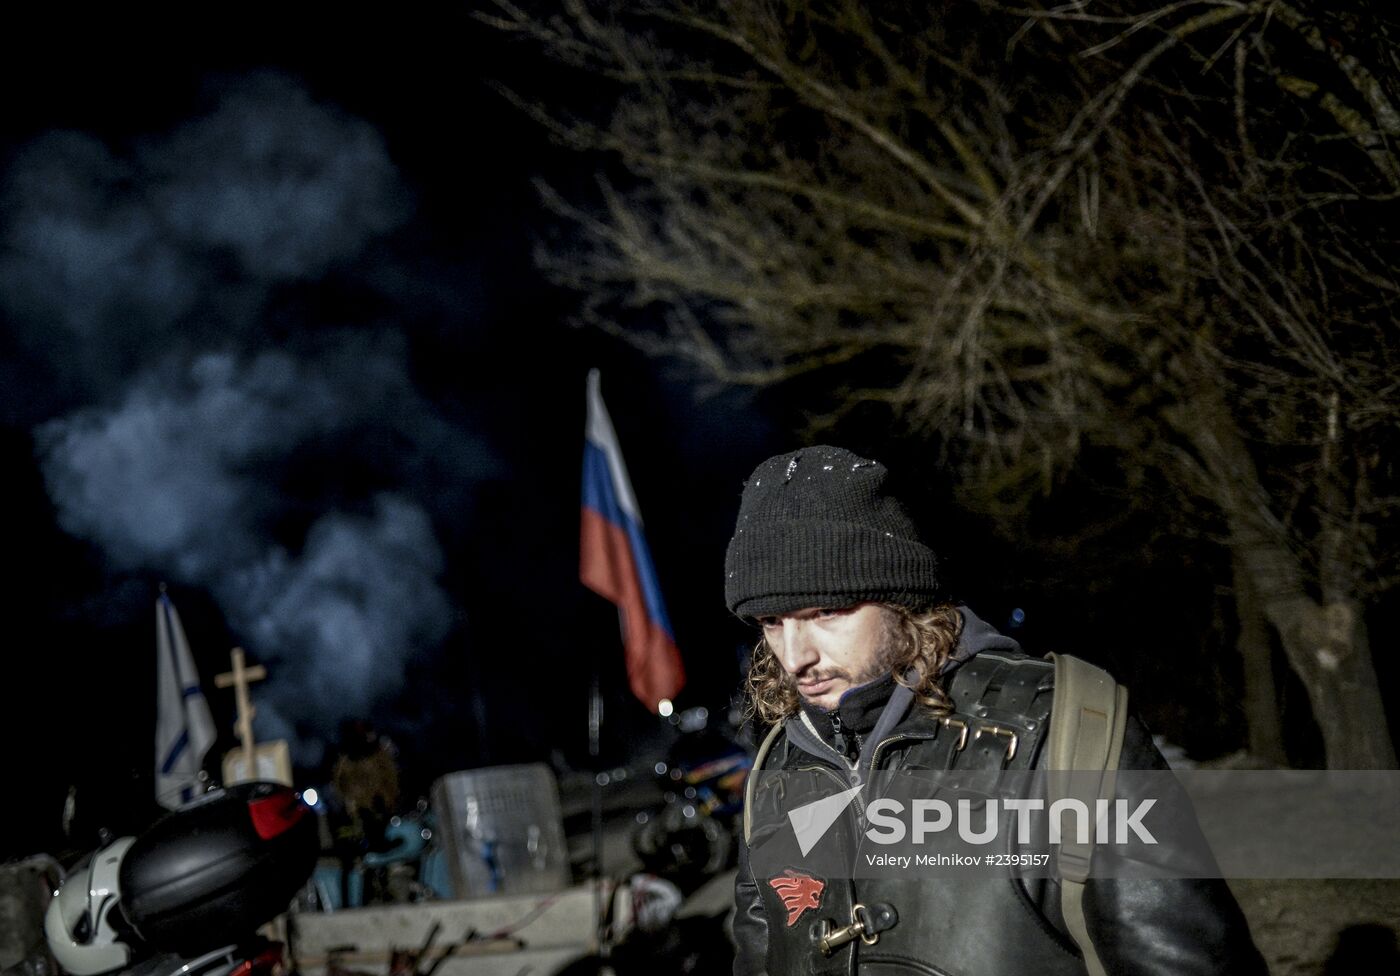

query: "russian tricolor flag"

left=581, top=369, right=686, bottom=713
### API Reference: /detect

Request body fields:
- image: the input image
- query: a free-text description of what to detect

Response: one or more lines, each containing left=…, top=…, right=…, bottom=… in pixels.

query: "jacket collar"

left=798, top=672, right=899, bottom=738
left=781, top=604, right=1018, bottom=765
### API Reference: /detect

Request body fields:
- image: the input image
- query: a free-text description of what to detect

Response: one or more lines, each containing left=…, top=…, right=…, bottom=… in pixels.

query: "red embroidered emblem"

left=768, top=868, right=825, bottom=925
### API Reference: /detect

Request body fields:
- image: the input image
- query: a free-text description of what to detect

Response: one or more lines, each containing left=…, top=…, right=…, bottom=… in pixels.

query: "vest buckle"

left=974, top=724, right=1019, bottom=761
left=815, top=902, right=898, bottom=955
left=939, top=716, right=969, bottom=751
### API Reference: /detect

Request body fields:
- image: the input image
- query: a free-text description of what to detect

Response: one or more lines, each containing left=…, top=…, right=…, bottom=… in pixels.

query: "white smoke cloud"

left=14, top=73, right=486, bottom=764
left=0, top=72, right=409, bottom=406
left=0, top=132, right=203, bottom=403
left=142, top=73, right=407, bottom=280
left=229, top=496, right=452, bottom=763
left=37, top=349, right=465, bottom=760
left=37, top=352, right=335, bottom=577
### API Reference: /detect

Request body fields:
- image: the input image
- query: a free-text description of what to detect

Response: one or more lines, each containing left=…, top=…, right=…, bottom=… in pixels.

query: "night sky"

left=0, top=8, right=790, bottom=856
left=0, top=9, right=1310, bottom=859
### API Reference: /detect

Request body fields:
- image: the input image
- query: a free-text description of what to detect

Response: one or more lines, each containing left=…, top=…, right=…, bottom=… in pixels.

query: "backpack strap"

left=743, top=720, right=787, bottom=845
left=1046, top=653, right=1129, bottom=976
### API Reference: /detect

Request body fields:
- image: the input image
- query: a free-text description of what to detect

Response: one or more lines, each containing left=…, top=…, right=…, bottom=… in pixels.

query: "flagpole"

left=589, top=664, right=605, bottom=954
left=580, top=367, right=687, bottom=953
left=590, top=606, right=629, bottom=955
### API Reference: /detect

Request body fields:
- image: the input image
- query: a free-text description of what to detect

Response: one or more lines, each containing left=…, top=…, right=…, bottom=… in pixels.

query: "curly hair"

left=744, top=603, right=962, bottom=727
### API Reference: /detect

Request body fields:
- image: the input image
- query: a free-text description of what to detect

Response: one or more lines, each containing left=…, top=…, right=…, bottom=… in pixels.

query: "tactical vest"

left=745, top=651, right=1091, bottom=976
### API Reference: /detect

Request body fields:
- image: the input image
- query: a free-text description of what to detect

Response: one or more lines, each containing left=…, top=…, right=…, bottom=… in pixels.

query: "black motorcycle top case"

left=119, top=782, right=319, bottom=953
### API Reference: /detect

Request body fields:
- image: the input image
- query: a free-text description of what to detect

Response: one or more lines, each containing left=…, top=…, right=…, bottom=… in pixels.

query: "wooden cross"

left=215, top=647, right=267, bottom=775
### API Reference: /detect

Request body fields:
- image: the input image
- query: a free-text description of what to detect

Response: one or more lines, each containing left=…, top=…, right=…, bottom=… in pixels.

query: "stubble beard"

left=779, top=611, right=907, bottom=698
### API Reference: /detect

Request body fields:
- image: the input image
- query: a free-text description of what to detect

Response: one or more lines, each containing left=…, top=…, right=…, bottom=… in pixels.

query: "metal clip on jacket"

left=816, top=902, right=899, bottom=955
left=974, top=724, right=1019, bottom=761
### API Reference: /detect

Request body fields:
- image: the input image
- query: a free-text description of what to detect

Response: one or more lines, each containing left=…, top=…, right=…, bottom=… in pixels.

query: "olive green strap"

left=744, top=720, right=787, bottom=845
left=1047, top=653, right=1129, bottom=976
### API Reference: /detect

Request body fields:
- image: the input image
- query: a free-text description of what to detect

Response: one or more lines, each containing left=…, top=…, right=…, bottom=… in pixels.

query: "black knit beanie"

left=724, top=446, right=941, bottom=619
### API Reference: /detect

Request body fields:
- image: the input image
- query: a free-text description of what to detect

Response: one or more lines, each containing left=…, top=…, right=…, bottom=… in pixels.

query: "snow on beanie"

left=724, top=445, right=941, bottom=619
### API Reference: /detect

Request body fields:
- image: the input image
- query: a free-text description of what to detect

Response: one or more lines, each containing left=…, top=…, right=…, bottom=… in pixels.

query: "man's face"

left=758, top=603, right=899, bottom=711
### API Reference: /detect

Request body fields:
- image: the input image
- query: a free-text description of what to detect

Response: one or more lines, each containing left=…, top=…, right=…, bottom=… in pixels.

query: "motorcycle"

left=630, top=705, right=752, bottom=891
left=44, top=782, right=318, bottom=976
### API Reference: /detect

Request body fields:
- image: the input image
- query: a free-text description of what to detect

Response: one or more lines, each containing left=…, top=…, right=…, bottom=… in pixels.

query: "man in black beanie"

left=727, top=446, right=1266, bottom=976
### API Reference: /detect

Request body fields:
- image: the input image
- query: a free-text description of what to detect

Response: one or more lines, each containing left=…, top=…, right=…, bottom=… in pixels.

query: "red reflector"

left=227, top=946, right=283, bottom=976
left=248, top=792, right=308, bottom=840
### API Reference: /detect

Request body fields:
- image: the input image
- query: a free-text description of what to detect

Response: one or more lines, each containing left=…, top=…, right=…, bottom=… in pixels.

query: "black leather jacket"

left=733, top=619, right=1267, bottom=976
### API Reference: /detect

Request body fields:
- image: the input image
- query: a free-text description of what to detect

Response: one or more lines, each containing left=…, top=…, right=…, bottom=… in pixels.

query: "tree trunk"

left=1231, top=552, right=1288, bottom=765
left=1183, top=386, right=1397, bottom=769
left=1257, top=592, right=1396, bottom=768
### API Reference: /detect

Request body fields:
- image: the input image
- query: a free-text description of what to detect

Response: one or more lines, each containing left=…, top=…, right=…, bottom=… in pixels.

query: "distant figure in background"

left=330, top=720, right=400, bottom=905
left=333, top=719, right=401, bottom=840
